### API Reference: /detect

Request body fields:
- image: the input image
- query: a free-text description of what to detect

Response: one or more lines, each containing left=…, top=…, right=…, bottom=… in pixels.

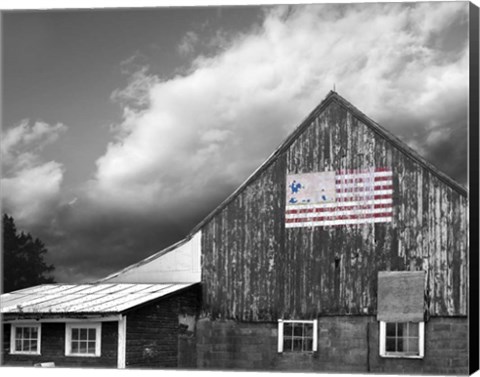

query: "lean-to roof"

left=0, top=283, right=195, bottom=315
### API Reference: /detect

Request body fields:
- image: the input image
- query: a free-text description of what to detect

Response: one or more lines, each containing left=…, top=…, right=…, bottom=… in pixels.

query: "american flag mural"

left=285, top=167, right=393, bottom=228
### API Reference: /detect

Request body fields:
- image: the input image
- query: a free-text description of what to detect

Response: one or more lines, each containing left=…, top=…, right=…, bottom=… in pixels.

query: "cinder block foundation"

left=192, top=316, right=468, bottom=374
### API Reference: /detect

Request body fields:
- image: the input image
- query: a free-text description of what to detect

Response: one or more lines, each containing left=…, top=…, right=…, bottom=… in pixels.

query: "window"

left=379, top=321, right=424, bottom=358
left=10, top=324, right=41, bottom=355
left=277, top=319, right=318, bottom=353
left=65, top=323, right=101, bottom=357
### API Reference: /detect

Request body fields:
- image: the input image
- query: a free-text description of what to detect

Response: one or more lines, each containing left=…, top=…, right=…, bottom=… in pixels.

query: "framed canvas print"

left=1, top=1, right=478, bottom=375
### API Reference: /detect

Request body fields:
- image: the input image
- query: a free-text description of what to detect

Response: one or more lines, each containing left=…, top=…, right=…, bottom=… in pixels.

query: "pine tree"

left=2, top=214, right=55, bottom=293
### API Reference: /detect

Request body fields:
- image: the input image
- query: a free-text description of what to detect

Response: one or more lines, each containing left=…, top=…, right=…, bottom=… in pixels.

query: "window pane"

left=397, top=323, right=404, bottom=337
left=386, top=323, right=396, bottom=337
left=284, top=323, right=293, bottom=335
left=16, top=327, right=23, bottom=338
left=88, top=328, right=96, bottom=340
left=72, top=329, right=79, bottom=340
left=72, top=340, right=79, bottom=353
left=293, top=324, right=303, bottom=337
left=79, top=341, right=87, bottom=353
left=304, top=324, right=313, bottom=337
left=305, top=338, right=313, bottom=351
left=87, top=341, right=96, bottom=354
left=31, top=327, right=38, bottom=338
left=15, top=340, right=22, bottom=351
left=293, top=338, right=303, bottom=351
left=408, top=323, right=419, bottom=337
left=406, top=338, right=419, bottom=354
left=386, top=338, right=396, bottom=352
left=31, top=340, right=38, bottom=352
left=396, top=337, right=404, bottom=352
left=284, top=339, right=292, bottom=352
left=80, top=328, right=88, bottom=339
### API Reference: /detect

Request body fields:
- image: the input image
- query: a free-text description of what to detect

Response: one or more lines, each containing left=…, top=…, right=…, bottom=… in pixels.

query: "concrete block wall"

left=316, top=316, right=373, bottom=372
left=194, top=316, right=468, bottom=374
left=196, top=319, right=277, bottom=370
left=369, top=316, right=468, bottom=374
left=195, top=316, right=372, bottom=372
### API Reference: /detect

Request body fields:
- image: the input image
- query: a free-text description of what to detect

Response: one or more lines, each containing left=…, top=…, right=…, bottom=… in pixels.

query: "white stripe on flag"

left=285, top=216, right=392, bottom=228
left=285, top=206, right=393, bottom=220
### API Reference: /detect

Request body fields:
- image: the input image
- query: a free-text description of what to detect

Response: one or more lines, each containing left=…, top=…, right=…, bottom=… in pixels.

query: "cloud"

left=93, top=2, right=468, bottom=217
left=2, top=120, right=67, bottom=172
left=2, top=162, right=64, bottom=224
left=1, top=120, right=67, bottom=225
left=110, top=66, right=159, bottom=114
left=177, top=31, right=199, bottom=56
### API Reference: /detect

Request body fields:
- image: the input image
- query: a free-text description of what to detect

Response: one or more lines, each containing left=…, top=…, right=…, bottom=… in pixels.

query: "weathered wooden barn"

left=1, top=91, right=469, bottom=374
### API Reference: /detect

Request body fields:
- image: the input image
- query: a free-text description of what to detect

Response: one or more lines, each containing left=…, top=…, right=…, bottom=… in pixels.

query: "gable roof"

left=101, top=91, right=468, bottom=274
left=0, top=283, right=196, bottom=315
left=189, top=91, right=467, bottom=235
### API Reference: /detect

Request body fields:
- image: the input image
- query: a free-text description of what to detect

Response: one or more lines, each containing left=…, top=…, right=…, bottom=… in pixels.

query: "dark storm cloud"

left=376, top=94, right=468, bottom=186
left=24, top=183, right=237, bottom=282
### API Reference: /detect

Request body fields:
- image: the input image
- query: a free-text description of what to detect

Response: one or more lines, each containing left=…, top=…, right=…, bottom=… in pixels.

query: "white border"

left=10, top=323, right=42, bottom=355
left=3, top=315, right=121, bottom=323
left=65, top=323, right=102, bottom=357
left=117, top=315, right=127, bottom=368
left=379, top=321, right=425, bottom=359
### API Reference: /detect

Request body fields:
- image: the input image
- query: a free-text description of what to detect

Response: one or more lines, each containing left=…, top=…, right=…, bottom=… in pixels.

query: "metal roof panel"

left=1, top=283, right=195, bottom=314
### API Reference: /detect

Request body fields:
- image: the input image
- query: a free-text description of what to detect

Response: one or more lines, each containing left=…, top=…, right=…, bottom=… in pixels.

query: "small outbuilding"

left=1, top=283, right=200, bottom=368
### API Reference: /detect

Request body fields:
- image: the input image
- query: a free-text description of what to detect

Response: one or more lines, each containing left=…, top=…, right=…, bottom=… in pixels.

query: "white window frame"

left=277, top=319, right=318, bottom=353
left=379, top=321, right=424, bottom=359
left=10, top=323, right=42, bottom=355
left=65, top=323, right=102, bottom=357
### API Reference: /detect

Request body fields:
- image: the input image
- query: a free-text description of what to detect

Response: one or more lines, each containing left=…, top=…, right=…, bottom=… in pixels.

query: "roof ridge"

left=97, top=91, right=340, bottom=279
left=329, top=92, right=467, bottom=196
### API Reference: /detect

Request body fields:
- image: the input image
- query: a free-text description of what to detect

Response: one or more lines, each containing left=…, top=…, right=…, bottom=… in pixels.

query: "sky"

left=1, top=1, right=471, bottom=283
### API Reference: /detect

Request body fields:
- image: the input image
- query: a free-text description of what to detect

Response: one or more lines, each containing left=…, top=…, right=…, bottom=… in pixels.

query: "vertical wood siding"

left=2, top=322, right=117, bottom=367
left=125, top=285, right=200, bottom=368
left=201, top=99, right=468, bottom=320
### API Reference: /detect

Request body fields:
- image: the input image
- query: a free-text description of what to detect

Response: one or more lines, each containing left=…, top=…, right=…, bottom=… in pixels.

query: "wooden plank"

left=198, top=97, right=468, bottom=320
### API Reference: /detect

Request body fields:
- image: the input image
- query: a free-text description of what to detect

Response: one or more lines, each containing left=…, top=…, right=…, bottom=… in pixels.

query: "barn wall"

left=2, top=321, right=117, bottom=368
left=201, top=98, right=468, bottom=320
left=125, top=284, right=200, bottom=369
left=195, top=316, right=468, bottom=374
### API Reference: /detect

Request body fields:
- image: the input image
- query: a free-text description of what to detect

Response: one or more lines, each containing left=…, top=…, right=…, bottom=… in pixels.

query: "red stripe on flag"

left=336, top=167, right=391, bottom=175
left=336, top=175, right=392, bottom=184
left=285, top=211, right=393, bottom=224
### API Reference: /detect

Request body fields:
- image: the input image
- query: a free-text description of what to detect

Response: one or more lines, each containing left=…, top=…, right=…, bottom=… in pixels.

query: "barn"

left=1, top=91, right=470, bottom=374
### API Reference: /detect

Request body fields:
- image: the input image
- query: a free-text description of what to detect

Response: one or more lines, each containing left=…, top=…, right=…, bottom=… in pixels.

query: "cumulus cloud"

left=92, top=2, right=468, bottom=218
left=178, top=31, right=199, bottom=56
left=1, top=120, right=67, bottom=225
left=110, top=66, right=159, bottom=115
